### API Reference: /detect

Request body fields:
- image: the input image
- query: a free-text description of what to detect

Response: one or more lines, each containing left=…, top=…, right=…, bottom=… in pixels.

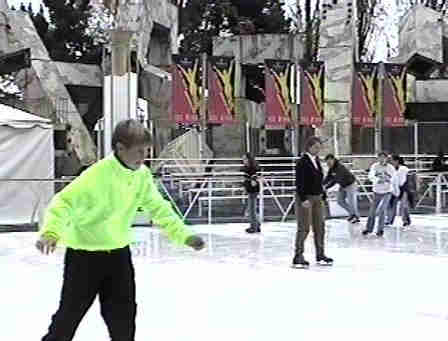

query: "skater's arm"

left=368, top=164, right=378, bottom=184
left=397, top=166, right=408, bottom=187
left=323, top=172, right=336, bottom=189
left=39, top=170, right=95, bottom=241
left=140, top=168, right=193, bottom=245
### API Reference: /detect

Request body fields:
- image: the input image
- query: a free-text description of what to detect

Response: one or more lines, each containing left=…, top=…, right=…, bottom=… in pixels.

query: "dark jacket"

left=323, top=160, right=356, bottom=189
left=399, top=171, right=417, bottom=208
left=432, top=157, right=448, bottom=172
left=296, top=154, right=325, bottom=202
left=241, top=164, right=261, bottom=194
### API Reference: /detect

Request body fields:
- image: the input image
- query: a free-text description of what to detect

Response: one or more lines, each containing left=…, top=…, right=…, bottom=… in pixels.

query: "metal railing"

left=2, top=155, right=447, bottom=228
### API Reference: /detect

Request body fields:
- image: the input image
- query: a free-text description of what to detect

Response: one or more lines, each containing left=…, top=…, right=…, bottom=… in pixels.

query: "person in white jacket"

left=387, top=155, right=411, bottom=227
left=362, top=152, right=396, bottom=237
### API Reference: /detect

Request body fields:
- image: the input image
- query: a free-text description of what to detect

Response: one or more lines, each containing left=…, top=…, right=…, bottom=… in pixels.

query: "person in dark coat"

left=241, top=153, right=261, bottom=233
left=432, top=151, right=448, bottom=172
left=292, top=137, right=333, bottom=268
left=323, top=154, right=360, bottom=223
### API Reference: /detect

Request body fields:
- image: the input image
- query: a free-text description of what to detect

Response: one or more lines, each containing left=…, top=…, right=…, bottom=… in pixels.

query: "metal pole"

left=296, top=61, right=301, bottom=155
left=291, top=127, right=297, bottom=155
left=199, top=52, right=207, bottom=159
left=127, top=47, right=131, bottom=119
left=110, top=50, right=114, bottom=155
left=414, top=121, right=418, bottom=156
left=436, top=174, right=442, bottom=214
left=148, top=105, right=154, bottom=159
left=333, top=121, right=339, bottom=157
left=375, top=62, right=384, bottom=154
left=259, top=178, right=264, bottom=223
left=234, top=36, right=245, bottom=153
left=246, top=121, right=251, bottom=153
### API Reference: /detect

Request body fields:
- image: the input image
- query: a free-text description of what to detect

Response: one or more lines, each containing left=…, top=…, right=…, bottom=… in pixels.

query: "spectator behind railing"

left=432, top=151, right=448, bottom=172
left=241, top=153, right=262, bottom=234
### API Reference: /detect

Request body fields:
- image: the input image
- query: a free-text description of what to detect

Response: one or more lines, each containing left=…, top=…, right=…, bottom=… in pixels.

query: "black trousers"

left=42, top=246, right=137, bottom=341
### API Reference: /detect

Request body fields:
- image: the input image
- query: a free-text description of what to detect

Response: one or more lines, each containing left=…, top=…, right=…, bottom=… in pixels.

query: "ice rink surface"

left=1, top=215, right=448, bottom=340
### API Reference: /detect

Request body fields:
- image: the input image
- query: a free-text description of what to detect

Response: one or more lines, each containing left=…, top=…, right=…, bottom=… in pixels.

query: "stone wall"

left=213, top=34, right=303, bottom=64
left=395, top=5, right=442, bottom=76
left=415, top=79, right=448, bottom=102
left=405, top=5, right=442, bottom=63
left=317, top=0, right=354, bottom=156
left=5, top=11, right=97, bottom=167
left=55, top=63, right=103, bottom=87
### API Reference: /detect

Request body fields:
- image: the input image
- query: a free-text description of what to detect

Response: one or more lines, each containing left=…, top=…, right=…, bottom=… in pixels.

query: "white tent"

left=0, top=104, right=54, bottom=225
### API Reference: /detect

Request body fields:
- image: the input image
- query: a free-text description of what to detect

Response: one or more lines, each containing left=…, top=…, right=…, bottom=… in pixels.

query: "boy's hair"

left=391, top=154, right=405, bottom=165
left=324, top=153, right=336, bottom=161
left=305, top=136, right=322, bottom=151
left=391, top=154, right=400, bottom=162
left=243, top=152, right=258, bottom=169
left=112, top=119, right=152, bottom=151
left=377, top=151, right=388, bottom=157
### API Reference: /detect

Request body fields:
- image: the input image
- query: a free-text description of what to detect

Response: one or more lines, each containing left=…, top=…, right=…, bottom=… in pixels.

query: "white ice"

left=2, top=215, right=448, bottom=341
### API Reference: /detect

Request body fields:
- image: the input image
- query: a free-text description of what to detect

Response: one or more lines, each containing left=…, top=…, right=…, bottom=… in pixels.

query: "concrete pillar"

left=317, top=0, right=354, bottom=155
left=103, top=30, right=138, bottom=156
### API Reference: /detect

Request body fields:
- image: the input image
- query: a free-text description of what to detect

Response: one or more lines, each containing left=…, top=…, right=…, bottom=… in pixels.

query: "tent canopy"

left=0, top=103, right=52, bottom=128
left=0, top=104, right=54, bottom=225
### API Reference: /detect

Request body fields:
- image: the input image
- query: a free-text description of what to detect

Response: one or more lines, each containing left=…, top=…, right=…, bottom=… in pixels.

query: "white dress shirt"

left=306, top=153, right=319, bottom=170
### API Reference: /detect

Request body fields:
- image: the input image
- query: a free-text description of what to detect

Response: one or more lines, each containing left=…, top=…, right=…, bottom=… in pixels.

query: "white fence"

left=153, top=155, right=448, bottom=224
left=2, top=155, right=447, bottom=228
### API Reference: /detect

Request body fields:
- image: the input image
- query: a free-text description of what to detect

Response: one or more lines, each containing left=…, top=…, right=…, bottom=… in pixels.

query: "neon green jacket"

left=40, top=154, right=192, bottom=251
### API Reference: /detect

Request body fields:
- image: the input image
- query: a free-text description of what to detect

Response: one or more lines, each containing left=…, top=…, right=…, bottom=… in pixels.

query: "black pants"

left=42, top=246, right=137, bottom=341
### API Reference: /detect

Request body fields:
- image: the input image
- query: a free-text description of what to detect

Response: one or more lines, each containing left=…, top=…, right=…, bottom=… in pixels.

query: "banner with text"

left=383, top=63, right=407, bottom=127
left=300, top=61, right=324, bottom=126
left=352, top=63, right=377, bottom=127
left=265, top=59, right=294, bottom=127
left=172, top=55, right=201, bottom=124
left=208, top=56, right=237, bottom=124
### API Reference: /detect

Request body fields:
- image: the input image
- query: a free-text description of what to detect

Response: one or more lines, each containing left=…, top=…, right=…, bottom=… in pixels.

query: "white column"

left=103, top=30, right=138, bottom=156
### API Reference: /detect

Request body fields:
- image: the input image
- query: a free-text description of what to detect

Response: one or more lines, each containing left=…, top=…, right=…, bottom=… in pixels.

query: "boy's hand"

left=36, top=234, right=58, bottom=255
left=185, top=235, right=205, bottom=251
left=302, top=200, right=311, bottom=208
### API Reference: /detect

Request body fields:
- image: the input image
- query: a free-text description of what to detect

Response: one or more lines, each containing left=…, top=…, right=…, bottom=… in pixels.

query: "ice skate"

left=316, top=256, right=333, bottom=266
left=292, top=255, right=310, bottom=269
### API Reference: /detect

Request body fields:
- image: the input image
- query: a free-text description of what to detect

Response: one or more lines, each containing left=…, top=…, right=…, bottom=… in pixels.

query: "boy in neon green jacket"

left=36, top=119, right=205, bottom=341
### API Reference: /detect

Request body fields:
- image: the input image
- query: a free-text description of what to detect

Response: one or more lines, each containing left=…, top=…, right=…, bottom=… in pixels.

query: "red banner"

left=207, top=56, right=237, bottom=124
left=352, top=63, right=377, bottom=127
left=300, top=61, right=324, bottom=126
left=172, top=55, right=201, bottom=124
left=383, top=63, right=407, bottom=127
left=265, top=59, right=294, bottom=127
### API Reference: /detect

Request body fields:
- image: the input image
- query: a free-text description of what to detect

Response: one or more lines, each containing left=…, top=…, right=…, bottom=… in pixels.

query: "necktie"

left=316, top=157, right=322, bottom=172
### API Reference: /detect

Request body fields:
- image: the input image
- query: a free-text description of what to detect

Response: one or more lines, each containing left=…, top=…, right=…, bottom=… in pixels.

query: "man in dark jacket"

left=292, top=136, right=333, bottom=268
left=323, top=154, right=360, bottom=223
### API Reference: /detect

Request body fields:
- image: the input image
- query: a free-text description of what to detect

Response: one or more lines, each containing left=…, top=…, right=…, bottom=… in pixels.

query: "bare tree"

left=292, top=0, right=385, bottom=62
left=292, top=0, right=320, bottom=61
left=357, top=0, right=383, bottom=61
